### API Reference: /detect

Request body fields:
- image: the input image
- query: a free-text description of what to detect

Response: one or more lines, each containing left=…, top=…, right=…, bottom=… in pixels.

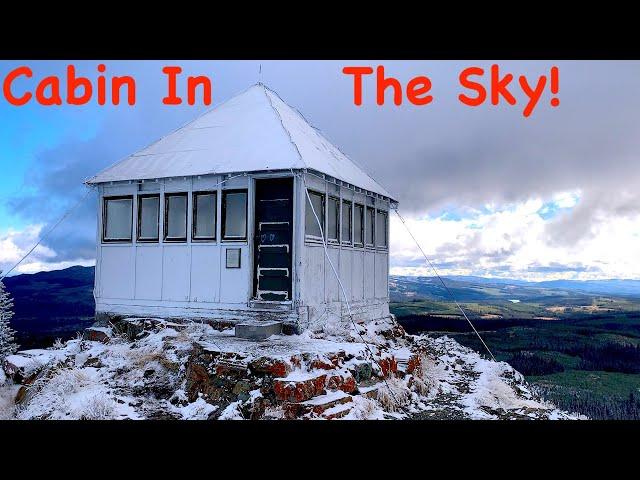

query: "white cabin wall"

left=95, top=175, right=252, bottom=315
left=299, top=173, right=391, bottom=326
left=94, top=172, right=391, bottom=327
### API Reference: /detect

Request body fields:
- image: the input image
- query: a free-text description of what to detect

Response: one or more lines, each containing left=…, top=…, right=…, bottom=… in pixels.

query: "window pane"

left=354, top=204, right=364, bottom=245
left=327, top=197, right=339, bottom=241
left=166, top=195, right=187, bottom=239
left=105, top=198, right=132, bottom=240
left=305, top=191, right=324, bottom=238
left=376, top=211, right=388, bottom=247
left=341, top=201, right=352, bottom=243
left=194, top=193, right=216, bottom=239
left=139, top=196, right=159, bottom=240
left=366, top=207, right=375, bottom=245
left=223, top=191, right=247, bottom=239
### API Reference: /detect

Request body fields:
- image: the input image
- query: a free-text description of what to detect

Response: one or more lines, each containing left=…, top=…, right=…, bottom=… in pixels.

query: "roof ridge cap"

left=263, top=86, right=394, bottom=198
left=262, top=87, right=307, bottom=170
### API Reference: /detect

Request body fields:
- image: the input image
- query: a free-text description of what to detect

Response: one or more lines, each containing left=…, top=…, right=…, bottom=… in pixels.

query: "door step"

left=248, top=300, right=293, bottom=311
left=235, top=320, right=283, bottom=341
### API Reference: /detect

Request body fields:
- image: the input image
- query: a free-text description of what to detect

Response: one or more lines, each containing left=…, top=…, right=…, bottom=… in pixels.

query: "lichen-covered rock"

left=326, top=371, right=357, bottom=394
left=273, top=373, right=327, bottom=402
left=349, top=361, right=373, bottom=383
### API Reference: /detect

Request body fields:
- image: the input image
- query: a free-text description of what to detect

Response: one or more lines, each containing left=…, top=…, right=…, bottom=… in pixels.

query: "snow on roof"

left=87, top=84, right=396, bottom=200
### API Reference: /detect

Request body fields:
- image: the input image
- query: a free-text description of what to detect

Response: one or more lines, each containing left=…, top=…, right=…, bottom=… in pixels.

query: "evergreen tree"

left=0, top=272, right=18, bottom=359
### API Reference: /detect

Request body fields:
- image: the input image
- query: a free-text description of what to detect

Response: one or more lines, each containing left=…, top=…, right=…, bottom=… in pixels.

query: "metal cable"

left=298, top=170, right=409, bottom=413
left=393, top=209, right=496, bottom=361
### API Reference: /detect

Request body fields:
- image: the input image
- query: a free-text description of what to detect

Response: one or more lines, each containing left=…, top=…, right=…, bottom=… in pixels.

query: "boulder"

left=350, top=361, right=373, bottom=382
left=273, top=372, right=327, bottom=402
left=326, top=371, right=357, bottom=394
left=2, top=354, right=41, bottom=381
left=248, top=357, right=290, bottom=377
left=83, top=327, right=112, bottom=343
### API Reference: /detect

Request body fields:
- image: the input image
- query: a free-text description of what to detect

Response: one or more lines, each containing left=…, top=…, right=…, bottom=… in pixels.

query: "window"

left=341, top=200, right=352, bottom=244
left=164, top=193, right=188, bottom=241
left=327, top=197, right=340, bottom=242
left=222, top=189, right=247, bottom=240
left=192, top=192, right=217, bottom=241
left=376, top=210, right=388, bottom=248
left=103, top=196, right=132, bottom=242
left=354, top=204, right=364, bottom=246
left=305, top=191, right=325, bottom=239
left=137, top=195, right=159, bottom=242
left=366, top=206, right=375, bottom=246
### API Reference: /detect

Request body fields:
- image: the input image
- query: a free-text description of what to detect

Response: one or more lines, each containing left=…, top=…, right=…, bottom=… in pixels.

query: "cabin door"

left=253, top=178, right=293, bottom=301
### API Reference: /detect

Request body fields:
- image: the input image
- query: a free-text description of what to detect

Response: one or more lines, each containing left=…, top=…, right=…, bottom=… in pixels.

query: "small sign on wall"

left=226, top=248, right=241, bottom=269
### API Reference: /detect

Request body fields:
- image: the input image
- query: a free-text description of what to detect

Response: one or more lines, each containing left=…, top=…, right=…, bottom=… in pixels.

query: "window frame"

left=327, top=196, right=340, bottom=243
left=164, top=192, right=188, bottom=243
left=221, top=189, right=248, bottom=241
left=341, top=200, right=353, bottom=245
left=365, top=206, right=376, bottom=247
left=102, top=195, right=133, bottom=243
left=192, top=191, right=217, bottom=242
left=353, top=203, right=365, bottom=247
left=136, top=194, right=160, bottom=243
left=376, top=210, right=388, bottom=249
left=305, top=190, right=326, bottom=241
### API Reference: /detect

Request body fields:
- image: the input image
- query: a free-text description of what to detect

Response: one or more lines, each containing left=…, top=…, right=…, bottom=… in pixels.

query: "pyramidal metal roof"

left=87, top=84, right=395, bottom=200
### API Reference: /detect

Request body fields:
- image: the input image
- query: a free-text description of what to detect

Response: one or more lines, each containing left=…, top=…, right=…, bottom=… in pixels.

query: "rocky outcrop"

left=0, top=317, right=582, bottom=420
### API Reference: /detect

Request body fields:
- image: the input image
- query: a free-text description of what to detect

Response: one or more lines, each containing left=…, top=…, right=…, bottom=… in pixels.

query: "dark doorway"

left=253, top=178, right=293, bottom=301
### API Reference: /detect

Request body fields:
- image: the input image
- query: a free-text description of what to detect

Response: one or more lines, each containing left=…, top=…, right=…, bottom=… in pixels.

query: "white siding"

left=135, top=246, right=162, bottom=300
left=190, top=245, right=220, bottom=303
left=298, top=174, right=391, bottom=324
left=219, top=246, right=251, bottom=303
left=162, top=246, right=191, bottom=302
left=100, top=247, right=135, bottom=299
left=364, top=253, right=375, bottom=300
left=351, top=250, right=365, bottom=301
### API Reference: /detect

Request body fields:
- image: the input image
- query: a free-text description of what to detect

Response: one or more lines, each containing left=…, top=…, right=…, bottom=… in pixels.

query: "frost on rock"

left=0, top=316, right=582, bottom=420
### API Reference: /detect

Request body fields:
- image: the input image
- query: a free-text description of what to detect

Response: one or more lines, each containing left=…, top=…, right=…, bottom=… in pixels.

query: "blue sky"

left=0, top=101, right=101, bottom=229
left=1, top=60, right=640, bottom=280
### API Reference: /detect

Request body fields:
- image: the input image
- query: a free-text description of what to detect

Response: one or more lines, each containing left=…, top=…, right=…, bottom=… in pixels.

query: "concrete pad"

left=235, top=321, right=283, bottom=341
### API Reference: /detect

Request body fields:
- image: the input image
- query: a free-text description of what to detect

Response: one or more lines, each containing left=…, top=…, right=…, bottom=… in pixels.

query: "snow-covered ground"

left=0, top=319, right=583, bottom=420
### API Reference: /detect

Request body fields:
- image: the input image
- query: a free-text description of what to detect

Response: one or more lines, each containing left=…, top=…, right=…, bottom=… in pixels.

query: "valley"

left=4, top=266, right=640, bottom=419
left=390, top=275, right=640, bottom=419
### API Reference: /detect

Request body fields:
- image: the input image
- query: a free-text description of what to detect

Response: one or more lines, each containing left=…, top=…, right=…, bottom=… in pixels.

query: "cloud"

left=0, top=225, right=94, bottom=276
left=3, top=60, right=640, bottom=280
left=390, top=192, right=640, bottom=281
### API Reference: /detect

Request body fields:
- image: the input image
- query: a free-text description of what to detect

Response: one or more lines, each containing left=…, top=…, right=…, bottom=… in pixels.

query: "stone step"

left=284, top=390, right=353, bottom=419
left=235, top=321, right=283, bottom=341
left=301, top=390, right=353, bottom=417
left=321, top=402, right=353, bottom=420
left=274, top=371, right=327, bottom=402
left=214, top=358, right=249, bottom=375
left=358, top=383, right=384, bottom=400
left=248, top=300, right=293, bottom=312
